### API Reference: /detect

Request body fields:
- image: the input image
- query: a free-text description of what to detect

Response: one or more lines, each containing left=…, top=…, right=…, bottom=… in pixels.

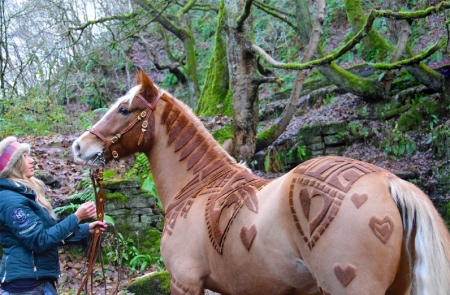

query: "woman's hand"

left=88, top=221, right=108, bottom=234
left=74, top=201, right=97, bottom=222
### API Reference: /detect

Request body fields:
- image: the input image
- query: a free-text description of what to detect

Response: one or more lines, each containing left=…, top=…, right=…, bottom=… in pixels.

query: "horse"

left=72, top=69, right=450, bottom=295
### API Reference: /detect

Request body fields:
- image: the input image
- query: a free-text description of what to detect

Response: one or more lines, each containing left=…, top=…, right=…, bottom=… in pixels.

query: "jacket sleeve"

left=0, top=193, right=84, bottom=253
left=59, top=223, right=90, bottom=246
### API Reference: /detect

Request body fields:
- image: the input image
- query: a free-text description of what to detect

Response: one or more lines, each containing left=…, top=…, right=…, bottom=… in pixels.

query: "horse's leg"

left=170, top=272, right=205, bottom=295
left=384, top=230, right=414, bottom=295
left=298, top=172, right=405, bottom=295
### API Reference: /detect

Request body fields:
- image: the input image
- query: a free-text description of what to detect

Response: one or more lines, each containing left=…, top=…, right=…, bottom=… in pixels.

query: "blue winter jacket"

left=0, top=178, right=90, bottom=283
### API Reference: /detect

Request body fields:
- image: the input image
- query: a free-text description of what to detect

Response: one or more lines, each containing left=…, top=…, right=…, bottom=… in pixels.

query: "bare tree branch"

left=236, top=0, right=253, bottom=32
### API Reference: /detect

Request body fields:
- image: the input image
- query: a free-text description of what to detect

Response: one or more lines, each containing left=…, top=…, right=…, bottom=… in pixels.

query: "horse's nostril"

left=74, top=141, right=81, bottom=155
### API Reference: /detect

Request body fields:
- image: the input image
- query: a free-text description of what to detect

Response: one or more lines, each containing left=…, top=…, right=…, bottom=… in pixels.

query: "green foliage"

left=126, top=153, right=164, bottom=212
left=126, top=153, right=151, bottom=181
left=397, top=109, right=423, bottom=132
left=142, top=174, right=163, bottom=212
left=264, top=149, right=286, bottom=173
left=130, top=254, right=164, bottom=273
left=381, top=127, right=416, bottom=157
left=287, top=145, right=310, bottom=163
left=159, top=74, right=179, bottom=88
left=323, top=93, right=338, bottom=106
left=54, top=168, right=115, bottom=219
left=105, top=232, right=140, bottom=267
left=0, top=91, right=74, bottom=135
left=212, top=125, right=233, bottom=144
left=54, top=169, right=95, bottom=216
left=257, top=124, right=276, bottom=142
left=397, top=94, right=439, bottom=132
left=357, top=104, right=369, bottom=119
left=105, top=232, right=164, bottom=273
left=348, top=122, right=370, bottom=139
left=427, top=123, right=450, bottom=159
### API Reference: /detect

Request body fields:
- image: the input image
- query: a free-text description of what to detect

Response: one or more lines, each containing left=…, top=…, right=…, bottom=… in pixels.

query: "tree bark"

left=224, top=0, right=259, bottom=163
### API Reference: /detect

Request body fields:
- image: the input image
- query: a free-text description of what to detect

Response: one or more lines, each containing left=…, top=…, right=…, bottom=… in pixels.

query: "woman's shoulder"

left=0, top=179, right=30, bottom=203
left=0, top=179, right=35, bottom=197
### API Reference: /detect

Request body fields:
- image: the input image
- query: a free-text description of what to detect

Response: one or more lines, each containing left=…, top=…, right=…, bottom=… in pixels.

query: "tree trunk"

left=196, top=0, right=232, bottom=117
left=224, top=0, right=259, bottom=163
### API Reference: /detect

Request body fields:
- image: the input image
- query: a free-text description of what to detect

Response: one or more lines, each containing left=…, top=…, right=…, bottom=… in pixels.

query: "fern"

left=126, top=153, right=150, bottom=180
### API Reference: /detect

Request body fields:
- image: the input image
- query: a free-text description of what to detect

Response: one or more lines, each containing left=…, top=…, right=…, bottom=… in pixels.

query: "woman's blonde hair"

left=8, top=153, right=57, bottom=219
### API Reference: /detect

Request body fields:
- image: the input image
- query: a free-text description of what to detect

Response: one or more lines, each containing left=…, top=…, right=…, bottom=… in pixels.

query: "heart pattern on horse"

left=240, top=224, right=257, bottom=251
left=369, top=215, right=394, bottom=244
left=351, top=193, right=368, bottom=208
left=333, top=263, right=356, bottom=287
left=290, top=157, right=380, bottom=250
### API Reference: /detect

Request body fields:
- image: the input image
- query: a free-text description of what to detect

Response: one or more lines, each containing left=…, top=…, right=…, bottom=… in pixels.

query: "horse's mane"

left=159, top=90, right=239, bottom=172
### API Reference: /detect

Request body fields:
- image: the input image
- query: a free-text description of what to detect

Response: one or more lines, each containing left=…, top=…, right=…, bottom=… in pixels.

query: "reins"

left=77, top=165, right=119, bottom=295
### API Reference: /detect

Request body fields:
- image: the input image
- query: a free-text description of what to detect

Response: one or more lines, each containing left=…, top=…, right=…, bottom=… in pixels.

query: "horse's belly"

left=204, top=254, right=319, bottom=295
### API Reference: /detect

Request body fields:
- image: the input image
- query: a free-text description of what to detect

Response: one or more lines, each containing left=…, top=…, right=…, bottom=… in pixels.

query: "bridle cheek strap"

left=87, top=91, right=163, bottom=160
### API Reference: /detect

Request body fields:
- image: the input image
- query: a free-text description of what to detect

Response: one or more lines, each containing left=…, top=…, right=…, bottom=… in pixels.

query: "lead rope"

left=77, top=167, right=119, bottom=295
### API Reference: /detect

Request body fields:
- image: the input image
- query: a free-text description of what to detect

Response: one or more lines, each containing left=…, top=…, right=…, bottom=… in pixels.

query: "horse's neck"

left=147, top=95, right=242, bottom=210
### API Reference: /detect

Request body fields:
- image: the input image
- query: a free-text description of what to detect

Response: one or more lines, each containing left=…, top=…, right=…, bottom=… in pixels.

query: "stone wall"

left=103, top=179, right=164, bottom=254
left=297, top=122, right=347, bottom=157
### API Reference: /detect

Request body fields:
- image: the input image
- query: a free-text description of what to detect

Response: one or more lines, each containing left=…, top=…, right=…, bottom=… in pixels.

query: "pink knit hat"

left=0, top=136, right=31, bottom=178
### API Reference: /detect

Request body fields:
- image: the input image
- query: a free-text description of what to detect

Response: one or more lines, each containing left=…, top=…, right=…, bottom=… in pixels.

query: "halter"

left=87, top=91, right=163, bottom=160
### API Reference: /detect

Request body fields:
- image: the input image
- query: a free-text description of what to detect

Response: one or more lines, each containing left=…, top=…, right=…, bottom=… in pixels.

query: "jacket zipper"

left=1, top=255, right=8, bottom=283
left=32, top=251, right=38, bottom=279
left=61, top=231, right=74, bottom=244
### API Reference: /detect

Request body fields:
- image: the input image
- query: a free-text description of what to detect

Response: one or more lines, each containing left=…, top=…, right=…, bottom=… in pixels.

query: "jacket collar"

left=0, top=178, right=37, bottom=199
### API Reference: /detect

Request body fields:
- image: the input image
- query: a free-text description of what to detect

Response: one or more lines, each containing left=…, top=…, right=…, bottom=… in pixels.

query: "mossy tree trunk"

left=196, top=0, right=232, bottom=117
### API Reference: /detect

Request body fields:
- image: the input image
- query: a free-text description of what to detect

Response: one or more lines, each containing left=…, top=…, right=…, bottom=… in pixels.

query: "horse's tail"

left=388, top=175, right=450, bottom=295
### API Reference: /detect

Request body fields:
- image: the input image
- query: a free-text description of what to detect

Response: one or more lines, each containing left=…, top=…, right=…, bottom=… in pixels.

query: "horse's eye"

left=118, top=106, right=130, bottom=115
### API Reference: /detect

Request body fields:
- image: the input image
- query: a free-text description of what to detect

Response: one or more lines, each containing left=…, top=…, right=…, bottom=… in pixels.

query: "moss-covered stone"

left=321, top=122, right=346, bottom=135
left=105, top=191, right=129, bottom=203
left=127, top=270, right=171, bottom=295
left=297, top=125, right=322, bottom=142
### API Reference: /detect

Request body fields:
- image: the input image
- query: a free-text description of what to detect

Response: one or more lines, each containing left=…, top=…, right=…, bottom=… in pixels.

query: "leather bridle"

left=87, top=91, right=163, bottom=160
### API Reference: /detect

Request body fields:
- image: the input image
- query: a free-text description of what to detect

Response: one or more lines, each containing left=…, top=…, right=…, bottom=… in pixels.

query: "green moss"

left=212, top=125, right=233, bottom=144
left=105, top=191, right=128, bottom=203
left=127, top=270, right=170, bottom=295
left=256, top=124, right=276, bottom=141
left=196, top=0, right=233, bottom=117
left=397, top=109, right=423, bottom=132
left=344, top=0, right=392, bottom=61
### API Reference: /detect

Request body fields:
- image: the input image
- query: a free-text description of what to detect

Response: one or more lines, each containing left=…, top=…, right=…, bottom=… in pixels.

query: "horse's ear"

left=136, top=68, right=159, bottom=99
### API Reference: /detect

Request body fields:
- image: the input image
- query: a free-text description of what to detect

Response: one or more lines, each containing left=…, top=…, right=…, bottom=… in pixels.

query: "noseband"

left=87, top=91, right=163, bottom=160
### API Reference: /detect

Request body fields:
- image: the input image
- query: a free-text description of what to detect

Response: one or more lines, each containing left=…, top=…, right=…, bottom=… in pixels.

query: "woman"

left=0, top=136, right=107, bottom=295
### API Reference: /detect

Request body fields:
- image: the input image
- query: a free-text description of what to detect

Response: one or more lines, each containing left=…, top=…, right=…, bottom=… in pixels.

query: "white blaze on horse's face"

left=72, top=85, right=141, bottom=165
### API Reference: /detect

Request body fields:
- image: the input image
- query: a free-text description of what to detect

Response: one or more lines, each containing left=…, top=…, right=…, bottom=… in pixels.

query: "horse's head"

left=72, top=69, right=162, bottom=165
